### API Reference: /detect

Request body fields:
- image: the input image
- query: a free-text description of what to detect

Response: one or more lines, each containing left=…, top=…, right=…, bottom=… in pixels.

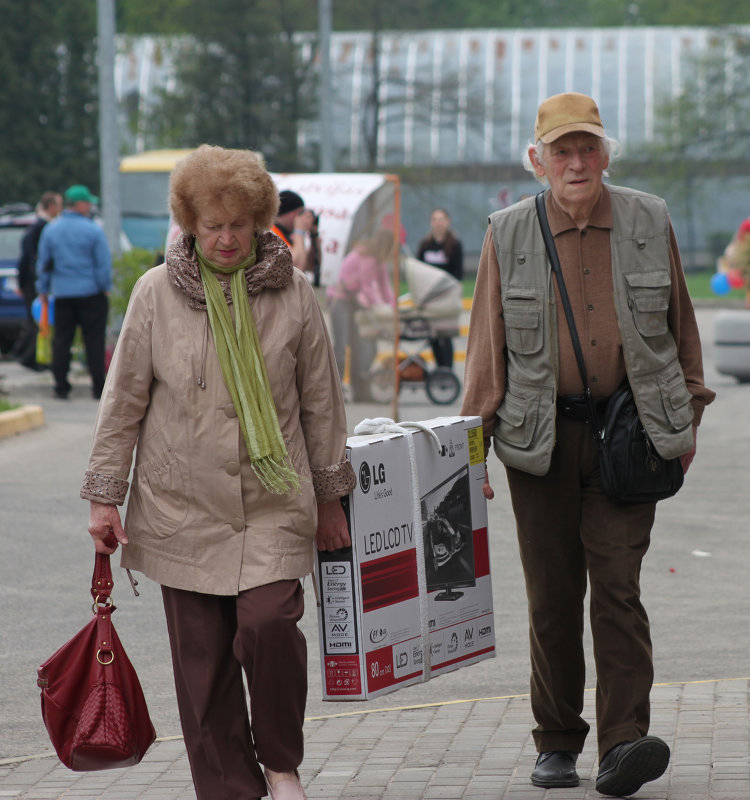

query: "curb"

left=0, top=404, right=45, bottom=439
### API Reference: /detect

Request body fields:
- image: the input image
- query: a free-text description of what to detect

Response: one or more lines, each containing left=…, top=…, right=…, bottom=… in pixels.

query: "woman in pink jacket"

left=326, top=229, right=395, bottom=401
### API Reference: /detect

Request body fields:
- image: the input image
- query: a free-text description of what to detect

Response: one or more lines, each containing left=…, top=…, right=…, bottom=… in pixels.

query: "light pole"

left=318, top=0, right=334, bottom=172
left=97, top=0, right=122, bottom=257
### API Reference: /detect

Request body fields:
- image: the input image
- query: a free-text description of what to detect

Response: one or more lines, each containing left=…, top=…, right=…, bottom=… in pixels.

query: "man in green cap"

left=36, top=184, right=112, bottom=399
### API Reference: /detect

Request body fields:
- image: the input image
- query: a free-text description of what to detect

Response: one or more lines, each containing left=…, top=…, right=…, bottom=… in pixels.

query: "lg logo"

left=359, top=462, right=386, bottom=494
left=359, top=462, right=371, bottom=493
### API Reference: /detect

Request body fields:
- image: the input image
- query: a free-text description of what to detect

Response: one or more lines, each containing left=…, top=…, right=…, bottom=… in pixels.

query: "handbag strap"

left=91, top=551, right=117, bottom=660
left=91, top=552, right=114, bottom=604
left=535, top=191, right=603, bottom=440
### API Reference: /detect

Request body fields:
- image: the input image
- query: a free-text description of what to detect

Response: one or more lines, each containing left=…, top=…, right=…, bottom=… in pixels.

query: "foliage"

left=643, top=30, right=750, bottom=267
left=117, top=0, right=750, bottom=33
left=117, top=0, right=193, bottom=33
left=110, top=247, right=157, bottom=320
left=0, top=0, right=100, bottom=205
left=142, top=0, right=317, bottom=171
left=651, top=30, right=750, bottom=167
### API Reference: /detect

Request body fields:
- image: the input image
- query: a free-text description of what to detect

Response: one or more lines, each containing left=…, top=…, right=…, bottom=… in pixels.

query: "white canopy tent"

left=270, top=172, right=401, bottom=288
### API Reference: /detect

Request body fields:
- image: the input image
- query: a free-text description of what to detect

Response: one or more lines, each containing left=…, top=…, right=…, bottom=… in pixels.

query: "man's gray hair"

left=521, top=136, right=621, bottom=185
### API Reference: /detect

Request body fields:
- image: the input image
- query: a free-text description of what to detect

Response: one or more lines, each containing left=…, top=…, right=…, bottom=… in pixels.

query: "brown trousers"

left=505, top=416, right=657, bottom=759
left=161, top=580, right=307, bottom=800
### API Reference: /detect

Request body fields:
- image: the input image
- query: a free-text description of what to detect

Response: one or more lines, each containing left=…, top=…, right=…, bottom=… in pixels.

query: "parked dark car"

left=0, top=203, right=36, bottom=355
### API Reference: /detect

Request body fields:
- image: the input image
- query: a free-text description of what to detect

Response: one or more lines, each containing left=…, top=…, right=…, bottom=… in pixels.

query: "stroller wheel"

left=369, top=364, right=396, bottom=404
left=425, top=368, right=461, bottom=405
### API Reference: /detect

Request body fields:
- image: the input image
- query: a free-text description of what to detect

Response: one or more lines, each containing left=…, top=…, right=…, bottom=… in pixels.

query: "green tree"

left=117, top=0, right=192, bottom=34
left=646, top=29, right=750, bottom=266
left=143, top=0, right=317, bottom=170
left=116, top=0, right=750, bottom=35
left=0, top=0, right=99, bottom=204
left=334, top=0, right=750, bottom=30
left=602, top=0, right=750, bottom=26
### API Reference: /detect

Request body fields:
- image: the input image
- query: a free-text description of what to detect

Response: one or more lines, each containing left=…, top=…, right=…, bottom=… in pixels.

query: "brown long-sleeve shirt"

left=461, top=186, right=716, bottom=447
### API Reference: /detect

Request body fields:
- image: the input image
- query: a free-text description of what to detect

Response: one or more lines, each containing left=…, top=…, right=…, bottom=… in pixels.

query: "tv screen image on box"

left=421, top=466, right=475, bottom=601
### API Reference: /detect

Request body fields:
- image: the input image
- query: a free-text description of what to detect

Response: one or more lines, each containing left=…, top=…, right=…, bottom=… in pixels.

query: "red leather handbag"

left=37, top=551, right=156, bottom=771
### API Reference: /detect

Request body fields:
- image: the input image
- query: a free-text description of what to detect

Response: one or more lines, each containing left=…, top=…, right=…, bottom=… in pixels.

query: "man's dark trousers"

left=505, top=415, right=657, bottom=759
left=52, top=292, right=108, bottom=398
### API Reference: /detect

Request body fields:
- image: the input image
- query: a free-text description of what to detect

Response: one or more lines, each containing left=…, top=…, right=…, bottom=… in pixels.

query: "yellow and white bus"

left=119, top=149, right=194, bottom=252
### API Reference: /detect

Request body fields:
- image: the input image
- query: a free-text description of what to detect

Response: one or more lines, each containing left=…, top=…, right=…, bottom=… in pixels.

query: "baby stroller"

left=357, top=257, right=463, bottom=405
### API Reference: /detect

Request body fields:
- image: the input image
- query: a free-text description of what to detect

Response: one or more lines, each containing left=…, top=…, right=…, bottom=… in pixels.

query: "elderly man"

left=461, top=93, right=715, bottom=796
left=36, top=184, right=112, bottom=400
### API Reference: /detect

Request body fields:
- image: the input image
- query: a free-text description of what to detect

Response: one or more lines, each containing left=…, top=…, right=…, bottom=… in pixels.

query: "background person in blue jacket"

left=36, top=184, right=112, bottom=399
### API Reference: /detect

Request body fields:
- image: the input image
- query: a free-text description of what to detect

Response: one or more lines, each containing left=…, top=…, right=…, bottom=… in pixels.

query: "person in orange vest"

left=272, top=190, right=314, bottom=272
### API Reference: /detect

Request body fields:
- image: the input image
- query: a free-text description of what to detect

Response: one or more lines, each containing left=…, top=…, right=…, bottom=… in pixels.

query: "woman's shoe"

left=266, top=771, right=308, bottom=800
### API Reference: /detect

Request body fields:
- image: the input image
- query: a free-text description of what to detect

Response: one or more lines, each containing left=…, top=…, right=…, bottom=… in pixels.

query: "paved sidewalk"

left=2, top=305, right=748, bottom=799
left=1, top=678, right=748, bottom=799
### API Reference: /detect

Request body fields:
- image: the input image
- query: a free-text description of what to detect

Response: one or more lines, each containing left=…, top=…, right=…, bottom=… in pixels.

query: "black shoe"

left=596, top=736, right=670, bottom=797
left=53, top=389, right=70, bottom=400
left=531, top=751, right=579, bottom=788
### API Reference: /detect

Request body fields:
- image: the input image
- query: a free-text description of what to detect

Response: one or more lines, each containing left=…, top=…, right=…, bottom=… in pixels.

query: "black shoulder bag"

left=535, top=192, right=684, bottom=504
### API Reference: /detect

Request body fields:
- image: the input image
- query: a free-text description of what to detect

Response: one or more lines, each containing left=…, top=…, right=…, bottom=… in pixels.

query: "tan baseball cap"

left=534, top=92, right=605, bottom=144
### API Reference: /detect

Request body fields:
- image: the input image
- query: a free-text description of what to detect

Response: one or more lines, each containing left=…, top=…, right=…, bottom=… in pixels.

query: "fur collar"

left=166, top=231, right=294, bottom=310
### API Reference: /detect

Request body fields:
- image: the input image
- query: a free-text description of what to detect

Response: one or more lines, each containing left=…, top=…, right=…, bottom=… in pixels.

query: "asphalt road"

left=0, top=306, right=747, bottom=762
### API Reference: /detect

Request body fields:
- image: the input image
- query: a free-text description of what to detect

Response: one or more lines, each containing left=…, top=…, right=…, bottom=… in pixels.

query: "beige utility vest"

left=489, top=185, right=695, bottom=477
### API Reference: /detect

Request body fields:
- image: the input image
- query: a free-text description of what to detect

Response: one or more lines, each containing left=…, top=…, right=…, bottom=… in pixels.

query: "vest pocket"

left=495, top=389, right=538, bottom=449
left=657, top=370, right=694, bottom=431
left=503, top=292, right=543, bottom=354
left=624, top=270, right=670, bottom=337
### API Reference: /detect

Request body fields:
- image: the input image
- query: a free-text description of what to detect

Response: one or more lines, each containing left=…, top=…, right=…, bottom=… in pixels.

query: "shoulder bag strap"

left=535, top=191, right=602, bottom=440
left=91, top=551, right=114, bottom=604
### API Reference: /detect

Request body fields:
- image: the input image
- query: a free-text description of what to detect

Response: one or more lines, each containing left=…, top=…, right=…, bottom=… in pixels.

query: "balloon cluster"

left=712, top=217, right=750, bottom=295
left=710, top=269, right=744, bottom=295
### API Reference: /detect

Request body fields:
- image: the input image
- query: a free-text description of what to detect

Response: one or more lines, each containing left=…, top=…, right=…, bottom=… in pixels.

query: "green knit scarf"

left=196, top=239, right=301, bottom=495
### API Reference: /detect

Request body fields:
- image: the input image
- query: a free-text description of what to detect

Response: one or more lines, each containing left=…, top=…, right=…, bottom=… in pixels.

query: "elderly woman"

left=81, top=145, right=355, bottom=800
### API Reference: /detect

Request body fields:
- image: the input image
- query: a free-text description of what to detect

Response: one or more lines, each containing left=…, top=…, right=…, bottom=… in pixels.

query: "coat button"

left=224, top=404, right=237, bottom=418
left=225, top=461, right=240, bottom=476
left=231, top=518, right=244, bottom=532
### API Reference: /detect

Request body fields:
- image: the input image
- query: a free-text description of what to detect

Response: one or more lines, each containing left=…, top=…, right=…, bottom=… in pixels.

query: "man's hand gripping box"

left=316, top=416, right=495, bottom=700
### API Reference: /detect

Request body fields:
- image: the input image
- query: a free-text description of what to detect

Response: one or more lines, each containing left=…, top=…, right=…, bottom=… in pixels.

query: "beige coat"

left=81, top=233, right=354, bottom=595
